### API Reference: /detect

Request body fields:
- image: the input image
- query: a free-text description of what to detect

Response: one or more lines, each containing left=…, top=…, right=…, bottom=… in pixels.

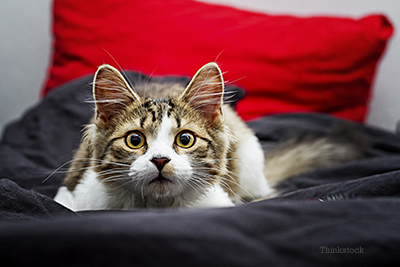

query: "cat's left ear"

left=180, top=62, right=224, bottom=126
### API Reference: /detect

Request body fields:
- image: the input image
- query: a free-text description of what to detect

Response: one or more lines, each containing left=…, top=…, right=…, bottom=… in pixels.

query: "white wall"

left=0, top=0, right=52, bottom=135
left=0, top=0, right=399, bottom=134
left=201, top=0, right=400, bottom=131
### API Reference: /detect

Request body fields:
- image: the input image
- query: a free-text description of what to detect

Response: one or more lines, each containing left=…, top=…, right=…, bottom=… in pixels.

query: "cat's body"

left=54, top=63, right=365, bottom=211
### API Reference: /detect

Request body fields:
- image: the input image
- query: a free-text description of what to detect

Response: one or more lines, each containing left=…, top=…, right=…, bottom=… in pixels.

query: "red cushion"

left=43, top=0, right=393, bottom=122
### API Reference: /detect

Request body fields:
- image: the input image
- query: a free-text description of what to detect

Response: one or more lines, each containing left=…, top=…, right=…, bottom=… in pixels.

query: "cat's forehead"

left=104, top=80, right=209, bottom=138
left=109, top=97, right=175, bottom=137
left=142, top=98, right=177, bottom=120
left=110, top=95, right=204, bottom=140
left=134, top=82, right=185, bottom=125
left=134, top=82, right=185, bottom=99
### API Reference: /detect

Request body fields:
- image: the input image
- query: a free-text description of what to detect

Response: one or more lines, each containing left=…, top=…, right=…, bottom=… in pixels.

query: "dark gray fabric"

left=1, top=73, right=400, bottom=266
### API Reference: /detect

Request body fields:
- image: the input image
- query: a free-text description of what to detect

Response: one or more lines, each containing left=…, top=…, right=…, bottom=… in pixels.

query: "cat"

left=54, top=62, right=365, bottom=210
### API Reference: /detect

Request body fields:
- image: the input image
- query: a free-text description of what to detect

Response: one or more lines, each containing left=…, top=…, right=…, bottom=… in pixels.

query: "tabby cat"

left=54, top=63, right=364, bottom=210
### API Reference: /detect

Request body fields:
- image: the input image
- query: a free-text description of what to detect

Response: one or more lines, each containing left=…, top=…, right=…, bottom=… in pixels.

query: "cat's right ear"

left=93, top=64, right=140, bottom=126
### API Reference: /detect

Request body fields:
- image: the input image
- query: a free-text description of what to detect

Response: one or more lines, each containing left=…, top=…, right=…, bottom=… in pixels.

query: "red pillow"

left=43, top=0, right=393, bottom=122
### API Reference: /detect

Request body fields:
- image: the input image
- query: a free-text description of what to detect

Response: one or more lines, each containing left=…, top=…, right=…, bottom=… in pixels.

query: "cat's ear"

left=93, top=64, right=140, bottom=126
left=180, top=62, right=224, bottom=125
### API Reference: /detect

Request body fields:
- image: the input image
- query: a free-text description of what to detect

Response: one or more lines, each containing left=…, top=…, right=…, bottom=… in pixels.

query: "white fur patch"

left=54, top=186, right=74, bottom=210
left=192, top=184, right=234, bottom=208
left=235, top=135, right=274, bottom=201
left=54, top=169, right=109, bottom=211
left=145, top=112, right=175, bottom=161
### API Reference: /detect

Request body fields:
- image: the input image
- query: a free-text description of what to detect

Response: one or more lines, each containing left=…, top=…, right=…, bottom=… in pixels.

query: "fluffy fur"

left=54, top=63, right=365, bottom=210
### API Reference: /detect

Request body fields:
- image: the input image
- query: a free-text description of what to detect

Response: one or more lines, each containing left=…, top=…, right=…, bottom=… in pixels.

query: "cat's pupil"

left=130, top=134, right=142, bottom=146
left=179, top=133, right=191, bottom=146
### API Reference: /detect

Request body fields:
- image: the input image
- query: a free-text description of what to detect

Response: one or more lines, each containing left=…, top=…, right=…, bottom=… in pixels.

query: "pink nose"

left=150, top=157, right=171, bottom=171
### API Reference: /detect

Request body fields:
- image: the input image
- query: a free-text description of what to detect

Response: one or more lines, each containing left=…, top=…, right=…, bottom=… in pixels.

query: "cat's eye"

left=125, top=131, right=146, bottom=149
left=175, top=131, right=195, bottom=148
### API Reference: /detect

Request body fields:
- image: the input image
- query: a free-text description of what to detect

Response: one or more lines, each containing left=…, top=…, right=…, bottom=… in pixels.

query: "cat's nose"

left=150, top=157, right=171, bottom=171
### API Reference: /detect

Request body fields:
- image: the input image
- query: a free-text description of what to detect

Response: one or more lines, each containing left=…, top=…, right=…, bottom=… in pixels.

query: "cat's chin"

left=144, top=174, right=183, bottom=199
left=148, top=175, right=172, bottom=185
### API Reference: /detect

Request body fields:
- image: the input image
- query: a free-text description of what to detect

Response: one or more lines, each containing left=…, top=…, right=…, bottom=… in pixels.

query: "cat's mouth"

left=149, top=175, right=172, bottom=185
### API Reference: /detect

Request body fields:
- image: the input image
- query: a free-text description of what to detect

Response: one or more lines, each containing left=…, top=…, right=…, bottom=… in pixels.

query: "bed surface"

left=1, top=73, right=400, bottom=266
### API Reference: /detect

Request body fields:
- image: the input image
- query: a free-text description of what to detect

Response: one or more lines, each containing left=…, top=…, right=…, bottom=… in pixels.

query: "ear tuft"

left=180, top=62, right=224, bottom=125
left=93, top=64, right=140, bottom=126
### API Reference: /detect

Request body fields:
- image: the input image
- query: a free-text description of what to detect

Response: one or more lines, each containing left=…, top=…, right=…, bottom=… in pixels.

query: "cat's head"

left=87, top=63, right=231, bottom=207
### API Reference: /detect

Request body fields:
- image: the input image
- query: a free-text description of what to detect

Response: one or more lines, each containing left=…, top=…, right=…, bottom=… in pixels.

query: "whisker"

left=42, top=159, right=77, bottom=184
left=43, top=157, right=131, bottom=184
left=143, top=52, right=166, bottom=99
left=101, top=48, right=136, bottom=92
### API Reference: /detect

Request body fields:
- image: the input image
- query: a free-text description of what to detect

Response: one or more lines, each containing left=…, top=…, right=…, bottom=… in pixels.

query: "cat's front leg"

left=54, top=186, right=75, bottom=210
left=192, top=184, right=234, bottom=208
left=55, top=169, right=110, bottom=211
